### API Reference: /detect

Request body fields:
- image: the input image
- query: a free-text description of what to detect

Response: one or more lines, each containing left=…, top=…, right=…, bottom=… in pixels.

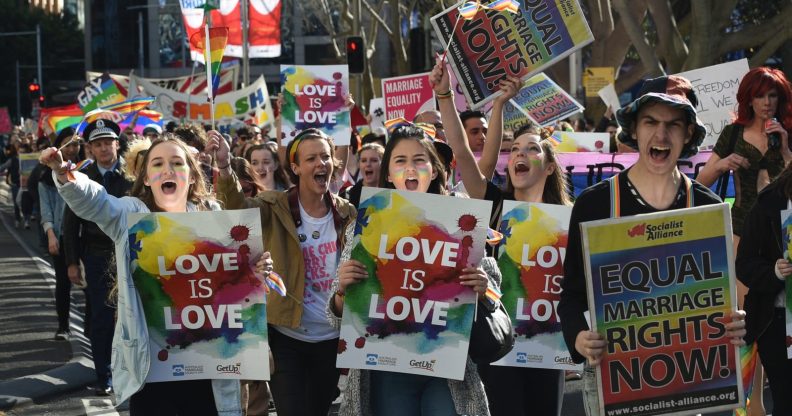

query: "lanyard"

left=608, top=173, right=692, bottom=218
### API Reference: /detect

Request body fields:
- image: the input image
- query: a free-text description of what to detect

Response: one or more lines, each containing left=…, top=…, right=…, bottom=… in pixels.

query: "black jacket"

left=735, top=182, right=788, bottom=345
left=62, top=160, right=132, bottom=265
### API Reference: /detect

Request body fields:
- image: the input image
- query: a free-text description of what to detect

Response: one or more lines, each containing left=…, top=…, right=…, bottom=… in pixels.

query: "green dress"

left=713, top=124, right=785, bottom=236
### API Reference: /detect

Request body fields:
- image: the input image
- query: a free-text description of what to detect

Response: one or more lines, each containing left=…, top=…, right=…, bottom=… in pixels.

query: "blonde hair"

left=123, top=136, right=153, bottom=181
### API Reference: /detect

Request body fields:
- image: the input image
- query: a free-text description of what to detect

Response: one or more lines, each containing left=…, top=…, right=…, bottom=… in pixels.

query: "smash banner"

left=280, top=65, right=351, bottom=145
left=492, top=202, right=579, bottom=370
left=180, top=0, right=282, bottom=60
left=582, top=204, right=743, bottom=416
left=88, top=66, right=239, bottom=97
left=381, top=73, right=436, bottom=121
left=337, top=187, right=492, bottom=380
left=431, top=0, right=593, bottom=110
left=128, top=209, right=269, bottom=382
left=675, top=59, right=749, bottom=150
left=133, top=74, right=273, bottom=133
left=781, top=207, right=792, bottom=359
left=509, top=72, right=583, bottom=127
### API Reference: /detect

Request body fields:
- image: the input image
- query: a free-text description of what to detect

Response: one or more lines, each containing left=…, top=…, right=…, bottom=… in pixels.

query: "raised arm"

left=40, top=148, right=138, bottom=242
left=430, top=60, right=487, bottom=199
left=479, top=76, right=522, bottom=180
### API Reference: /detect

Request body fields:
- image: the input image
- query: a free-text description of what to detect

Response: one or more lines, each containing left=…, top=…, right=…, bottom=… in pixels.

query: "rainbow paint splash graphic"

left=127, top=209, right=269, bottom=381
left=280, top=64, right=351, bottom=145
left=336, top=188, right=492, bottom=380
left=552, top=131, right=610, bottom=153
left=491, top=202, right=578, bottom=369
left=782, top=208, right=792, bottom=358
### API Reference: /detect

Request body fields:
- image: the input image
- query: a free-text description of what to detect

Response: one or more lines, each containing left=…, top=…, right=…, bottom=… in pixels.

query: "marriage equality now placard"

left=336, top=187, right=491, bottom=380
left=128, top=209, right=269, bottom=382
left=381, top=73, right=435, bottom=121
left=280, top=64, right=351, bottom=145
left=582, top=204, right=743, bottom=416
left=431, top=0, right=593, bottom=110
left=491, top=202, right=579, bottom=370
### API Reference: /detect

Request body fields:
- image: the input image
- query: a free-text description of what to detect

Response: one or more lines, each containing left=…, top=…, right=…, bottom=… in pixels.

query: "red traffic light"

left=39, top=95, right=45, bottom=103
left=28, top=83, right=40, bottom=93
left=346, top=36, right=364, bottom=74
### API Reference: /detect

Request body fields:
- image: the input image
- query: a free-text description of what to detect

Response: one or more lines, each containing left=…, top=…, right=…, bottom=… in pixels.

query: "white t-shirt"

left=273, top=201, right=340, bottom=342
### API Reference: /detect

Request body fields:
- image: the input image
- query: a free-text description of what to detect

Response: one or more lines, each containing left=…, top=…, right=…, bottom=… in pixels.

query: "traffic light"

left=346, top=36, right=364, bottom=74
left=28, top=81, right=40, bottom=95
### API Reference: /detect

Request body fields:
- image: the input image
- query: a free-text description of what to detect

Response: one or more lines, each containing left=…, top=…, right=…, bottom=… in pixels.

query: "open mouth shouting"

left=513, top=160, right=530, bottom=175
left=649, top=145, right=671, bottom=162
left=404, top=175, right=420, bottom=191
left=362, top=168, right=376, bottom=183
left=161, top=180, right=178, bottom=195
left=313, top=171, right=328, bottom=189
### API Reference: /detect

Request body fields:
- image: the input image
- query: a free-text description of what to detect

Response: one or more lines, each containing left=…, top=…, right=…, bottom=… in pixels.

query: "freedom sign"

left=492, top=202, right=579, bottom=370
left=510, top=72, right=583, bottom=127
left=675, top=59, right=749, bottom=149
left=431, top=0, right=593, bottom=110
left=337, top=187, right=492, bottom=380
left=381, top=73, right=436, bottom=121
left=281, top=65, right=351, bottom=145
left=581, top=204, right=743, bottom=416
left=128, top=209, right=269, bottom=382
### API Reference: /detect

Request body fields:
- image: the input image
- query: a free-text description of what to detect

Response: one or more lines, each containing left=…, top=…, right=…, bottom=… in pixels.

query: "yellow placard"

left=583, top=67, right=615, bottom=97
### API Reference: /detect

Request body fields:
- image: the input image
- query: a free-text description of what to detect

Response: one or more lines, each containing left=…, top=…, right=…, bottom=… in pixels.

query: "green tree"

left=0, top=0, right=84, bottom=121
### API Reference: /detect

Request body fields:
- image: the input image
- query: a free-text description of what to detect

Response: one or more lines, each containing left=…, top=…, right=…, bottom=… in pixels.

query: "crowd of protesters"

left=10, top=62, right=792, bottom=416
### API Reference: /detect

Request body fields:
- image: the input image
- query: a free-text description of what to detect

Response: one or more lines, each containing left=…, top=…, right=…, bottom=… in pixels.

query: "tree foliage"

left=0, top=1, right=84, bottom=120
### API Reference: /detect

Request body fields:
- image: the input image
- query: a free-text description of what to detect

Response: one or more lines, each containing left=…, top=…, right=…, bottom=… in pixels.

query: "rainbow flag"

left=83, top=108, right=122, bottom=125
left=189, top=27, right=229, bottom=99
left=458, top=0, right=520, bottom=20
left=101, top=96, right=155, bottom=116
left=119, top=109, right=163, bottom=134
left=734, top=343, right=758, bottom=416
left=43, top=104, right=83, bottom=133
left=265, top=272, right=287, bottom=297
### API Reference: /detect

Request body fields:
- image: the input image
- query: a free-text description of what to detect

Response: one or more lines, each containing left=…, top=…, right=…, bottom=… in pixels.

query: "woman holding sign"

left=431, top=61, right=570, bottom=416
left=735, top=165, right=792, bottom=415
left=696, top=67, right=792, bottom=415
left=40, top=135, right=275, bottom=415
left=210, top=128, right=356, bottom=416
left=326, top=122, right=496, bottom=416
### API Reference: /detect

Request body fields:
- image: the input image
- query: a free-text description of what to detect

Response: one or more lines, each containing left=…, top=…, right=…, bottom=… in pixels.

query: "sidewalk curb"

left=0, top=180, right=96, bottom=411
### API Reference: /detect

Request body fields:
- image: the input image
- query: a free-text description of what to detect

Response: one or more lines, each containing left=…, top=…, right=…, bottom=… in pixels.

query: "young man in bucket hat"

left=558, top=75, right=748, bottom=415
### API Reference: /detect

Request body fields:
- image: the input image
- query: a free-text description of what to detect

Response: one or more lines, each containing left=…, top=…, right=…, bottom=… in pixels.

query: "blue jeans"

left=370, top=371, right=458, bottom=416
left=83, top=253, right=116, bottom=389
